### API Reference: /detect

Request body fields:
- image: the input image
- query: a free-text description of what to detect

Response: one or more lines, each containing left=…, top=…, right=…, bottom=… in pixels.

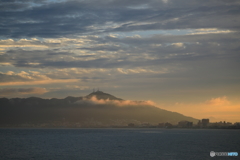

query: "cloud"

left=75, top=95, right=156, bottom=107
left=0, top=0, right=240, bottom=38
left=162, top=0, right=169, bottom=3
left=0, top=71, right=79, bottom=86
left=171, top=43, right=185, bottom=48
left=1, top=30, right=239, bottom=71
left=0, top=71, right=50, bottom=83
left=0, top=30, right=238, bottom=98
left=0, top=79, right=79, bottom=86
left=0, top=38, right=49, bottom=49
left=0, top=87, right=48, bottom=96
left=117, top=68, right=164, bottom=74
left=188, top=28, right=235, bottom=35
left=205, top=96, right=230, bottom=106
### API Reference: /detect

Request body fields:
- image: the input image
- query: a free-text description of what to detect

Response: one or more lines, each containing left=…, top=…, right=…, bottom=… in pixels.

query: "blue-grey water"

left=0, top=128, right=239, bottom=160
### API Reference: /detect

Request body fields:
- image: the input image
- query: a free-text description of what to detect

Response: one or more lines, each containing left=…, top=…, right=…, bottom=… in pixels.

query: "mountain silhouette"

left=0, top=91, right=199, bottom=127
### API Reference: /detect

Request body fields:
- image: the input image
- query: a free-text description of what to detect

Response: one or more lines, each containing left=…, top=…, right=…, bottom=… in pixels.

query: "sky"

left=0, top=0, right=240, bottom=123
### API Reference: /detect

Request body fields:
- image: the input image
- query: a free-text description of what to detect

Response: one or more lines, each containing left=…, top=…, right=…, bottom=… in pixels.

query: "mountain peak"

left=85, top=91, right=122, bottom=100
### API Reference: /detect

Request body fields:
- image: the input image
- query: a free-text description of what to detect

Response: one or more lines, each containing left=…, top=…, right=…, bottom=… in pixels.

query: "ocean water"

left=0, top=128, right=239, bottom=160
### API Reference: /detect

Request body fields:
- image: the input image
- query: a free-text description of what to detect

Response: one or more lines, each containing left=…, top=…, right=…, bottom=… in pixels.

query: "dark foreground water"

left=0, top=128, right=239, bottom=160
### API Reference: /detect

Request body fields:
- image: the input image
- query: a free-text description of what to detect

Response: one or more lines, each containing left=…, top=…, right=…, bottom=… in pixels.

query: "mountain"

left=0, top=91, right=199, bottom=127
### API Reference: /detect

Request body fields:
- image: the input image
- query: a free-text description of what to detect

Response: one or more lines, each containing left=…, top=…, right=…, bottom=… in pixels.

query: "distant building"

left=202, top=119, right=209, bottom=127
left=128, top=123, right=135, bottom=127
left=233, top=122, right=240, bottom=129
left=197, top=120, right=202, bottom=127
left=178, top=121, right=193, bottom=128
left=158, top=123, right=165, bottom=128
left=234, top=122, right=240, bottom=126
left=165, top=122, right=173, bottom=128
left=141, top=122, right=150, bottom=127
left=210, top=121, right=233, bottom=127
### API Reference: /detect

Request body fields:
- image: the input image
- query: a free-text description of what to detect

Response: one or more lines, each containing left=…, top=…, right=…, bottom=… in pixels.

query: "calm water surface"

left=0, top=128, right=239, bottom=160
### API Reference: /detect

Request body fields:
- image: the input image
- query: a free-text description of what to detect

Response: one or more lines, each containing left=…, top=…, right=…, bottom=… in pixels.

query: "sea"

left=0, top=128, right=239, bottom=160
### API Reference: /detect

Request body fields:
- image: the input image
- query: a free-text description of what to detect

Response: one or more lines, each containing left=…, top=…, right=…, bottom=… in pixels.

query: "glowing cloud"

left=171, top=43, right=185, bottom=48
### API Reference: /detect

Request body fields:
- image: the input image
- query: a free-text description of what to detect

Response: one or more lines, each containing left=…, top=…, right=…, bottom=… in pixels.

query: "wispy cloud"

left=0, top=71, right=79, bottom=86
left=0, top=87, right=48, bottom=96
left=0, top=0, right=240, bottom=38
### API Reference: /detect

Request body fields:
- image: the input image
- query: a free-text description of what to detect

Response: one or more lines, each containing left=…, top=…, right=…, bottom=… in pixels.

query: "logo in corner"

left=210, top=151, right=215, bottom=157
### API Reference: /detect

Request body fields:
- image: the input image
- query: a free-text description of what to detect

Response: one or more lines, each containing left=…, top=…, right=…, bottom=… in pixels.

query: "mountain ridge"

left=0, top=91, right=199, bottom=127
